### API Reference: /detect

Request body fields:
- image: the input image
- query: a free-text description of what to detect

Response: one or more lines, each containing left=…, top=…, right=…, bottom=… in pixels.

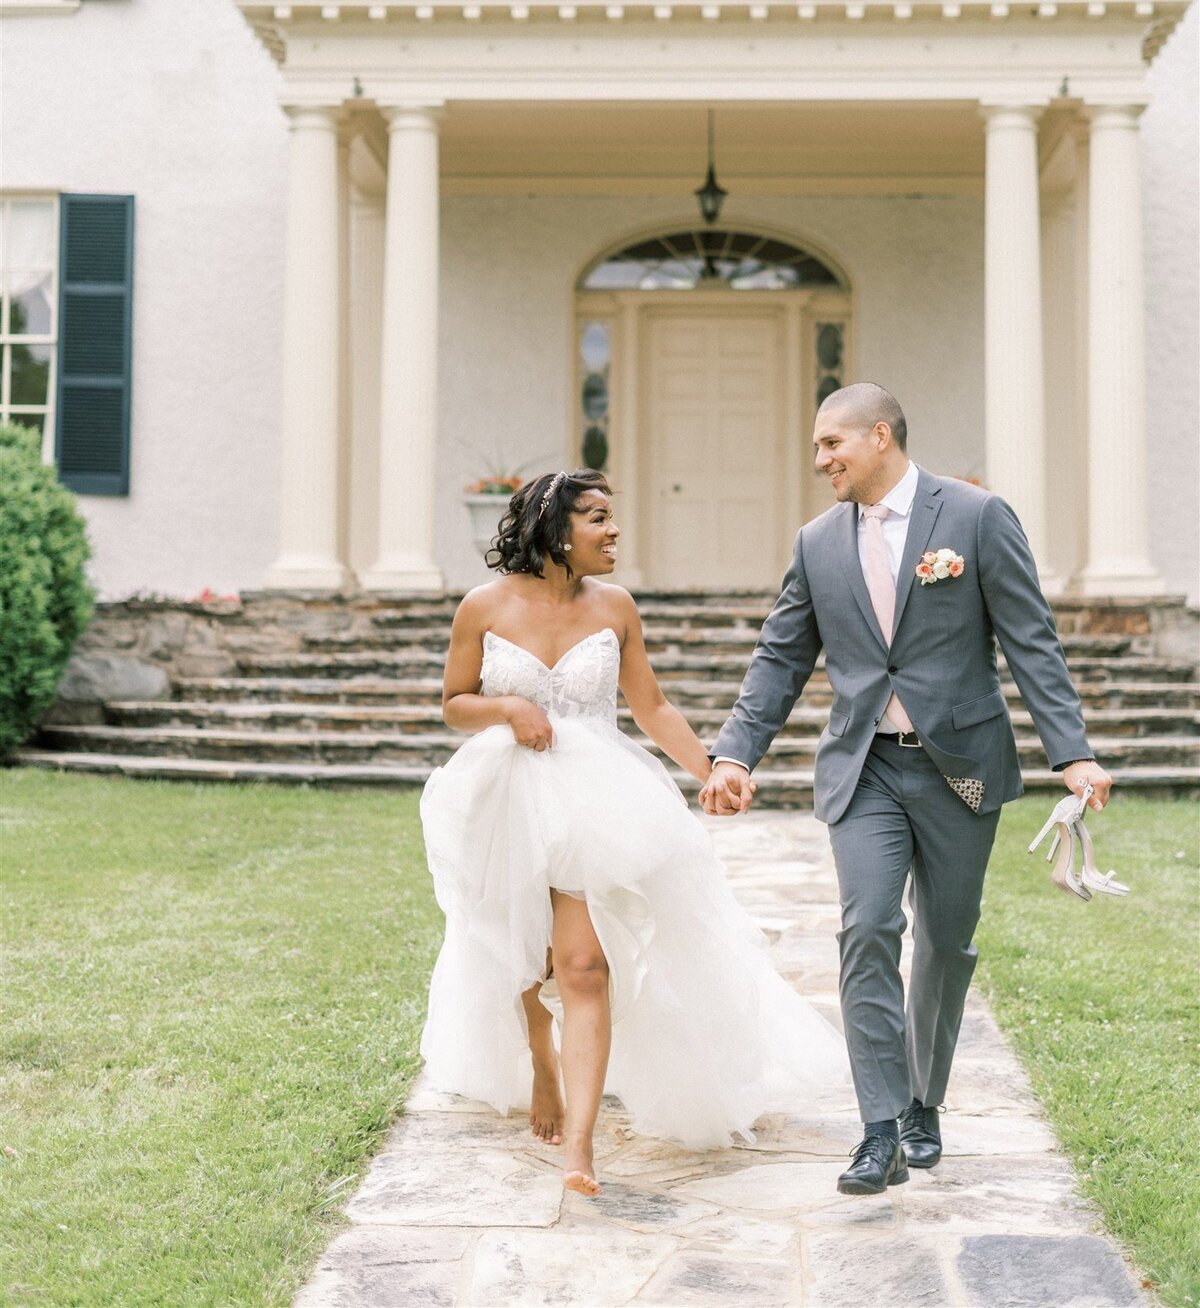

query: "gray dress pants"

left=828, top=735, right=1001, bottom=1122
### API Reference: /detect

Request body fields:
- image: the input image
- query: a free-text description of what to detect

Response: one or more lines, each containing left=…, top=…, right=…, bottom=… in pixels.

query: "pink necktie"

left=862, top=505, right=914, bottom=734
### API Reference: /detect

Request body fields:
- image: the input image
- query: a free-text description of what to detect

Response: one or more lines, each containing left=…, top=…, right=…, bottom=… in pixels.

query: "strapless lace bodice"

left=480, top=627, right=619, bottom=724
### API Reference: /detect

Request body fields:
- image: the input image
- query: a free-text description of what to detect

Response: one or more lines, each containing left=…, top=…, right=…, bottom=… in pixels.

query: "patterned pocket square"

left=944, top=776, right=985, bottom=812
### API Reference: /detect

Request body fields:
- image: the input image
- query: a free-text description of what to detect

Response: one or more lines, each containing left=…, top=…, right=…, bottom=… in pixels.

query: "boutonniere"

left=916, top=548, right=965, bottom=585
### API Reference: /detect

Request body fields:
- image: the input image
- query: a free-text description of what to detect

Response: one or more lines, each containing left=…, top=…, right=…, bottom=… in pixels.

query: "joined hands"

left=699, top=761, right=757, bottom=817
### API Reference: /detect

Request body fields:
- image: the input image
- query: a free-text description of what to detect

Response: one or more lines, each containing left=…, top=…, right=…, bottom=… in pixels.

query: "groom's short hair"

left=819, top=382, right=907, bottom=451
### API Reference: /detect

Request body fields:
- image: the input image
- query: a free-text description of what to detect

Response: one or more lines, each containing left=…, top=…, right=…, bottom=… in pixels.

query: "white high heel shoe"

left=1075, top=813, right=1131, bottom=896
left=1028, top=788, right=1091, bottom=901
left=1027, top=789, right=1087, bottom=855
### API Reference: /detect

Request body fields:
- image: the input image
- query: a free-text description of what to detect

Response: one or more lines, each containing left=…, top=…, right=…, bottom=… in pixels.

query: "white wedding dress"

left=419, top=626, right=848, bottom=1148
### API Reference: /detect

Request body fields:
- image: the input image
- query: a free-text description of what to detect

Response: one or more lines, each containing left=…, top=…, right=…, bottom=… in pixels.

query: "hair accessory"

left=538, top=471, right=566, bottom=519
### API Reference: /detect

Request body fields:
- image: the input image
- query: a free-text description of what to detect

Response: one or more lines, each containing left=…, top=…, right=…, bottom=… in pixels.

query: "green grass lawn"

left=980, top=795, right=1200, bottom=1308
left=2, top=773, right=1196, bottom=1307
left=0, top=769, right=444, bottom=1307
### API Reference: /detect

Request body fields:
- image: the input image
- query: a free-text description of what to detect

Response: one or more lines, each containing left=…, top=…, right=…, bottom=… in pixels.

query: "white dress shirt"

left=715, top=461, right=921, bottom=771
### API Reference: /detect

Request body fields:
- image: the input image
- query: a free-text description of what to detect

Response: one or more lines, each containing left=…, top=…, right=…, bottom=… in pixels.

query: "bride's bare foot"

left=562, top=1132, right=600, bottom=1196
left=529, top=1055, right=564, bottom=1145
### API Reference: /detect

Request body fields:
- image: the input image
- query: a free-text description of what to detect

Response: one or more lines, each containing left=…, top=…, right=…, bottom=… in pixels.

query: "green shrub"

left=0, top=421, right=94, bottom=755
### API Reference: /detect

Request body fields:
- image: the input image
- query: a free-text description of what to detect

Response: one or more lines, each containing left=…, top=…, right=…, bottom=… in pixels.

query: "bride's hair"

left=487, top=469, right=613, bottom=578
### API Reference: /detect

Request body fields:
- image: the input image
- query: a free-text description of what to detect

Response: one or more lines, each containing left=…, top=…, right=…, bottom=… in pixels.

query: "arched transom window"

left=582, top=229, right=843, bottom=292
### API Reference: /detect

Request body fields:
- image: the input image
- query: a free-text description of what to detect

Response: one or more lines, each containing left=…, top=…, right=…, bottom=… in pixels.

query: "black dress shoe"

left=899, top=1100, right=943, bottom=1168
left=836, top=1133, right=909, bottom=1195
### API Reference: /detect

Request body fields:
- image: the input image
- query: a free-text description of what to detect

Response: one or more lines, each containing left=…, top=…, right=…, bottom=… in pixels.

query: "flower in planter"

left=462, top=447, right=556, bottom=499
left=464, top=475, right=523, bottom=496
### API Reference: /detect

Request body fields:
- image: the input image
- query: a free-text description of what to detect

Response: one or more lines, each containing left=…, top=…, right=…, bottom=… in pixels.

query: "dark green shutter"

left=55, top=194, right=134, bottom=495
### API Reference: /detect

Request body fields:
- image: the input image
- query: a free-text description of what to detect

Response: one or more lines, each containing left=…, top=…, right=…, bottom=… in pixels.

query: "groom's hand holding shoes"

left=1063, top=759, right=1113, bottom=811
left=700, top=761, right=756, bottom=816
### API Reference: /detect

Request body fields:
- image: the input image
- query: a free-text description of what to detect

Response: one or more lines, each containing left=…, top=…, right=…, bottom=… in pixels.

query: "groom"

left=701, top=382, right=1111, bottom=1195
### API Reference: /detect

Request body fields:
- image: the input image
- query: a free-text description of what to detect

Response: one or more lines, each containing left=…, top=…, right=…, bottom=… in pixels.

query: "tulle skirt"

left=418, top=714, right=849, bottom=1149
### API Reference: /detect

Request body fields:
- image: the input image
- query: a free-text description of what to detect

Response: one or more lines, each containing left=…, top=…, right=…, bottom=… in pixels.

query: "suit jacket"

left=712, top=468, right=1091, bottom=824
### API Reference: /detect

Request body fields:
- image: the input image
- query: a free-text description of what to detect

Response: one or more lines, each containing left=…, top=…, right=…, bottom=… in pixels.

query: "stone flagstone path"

left=296, top=814, right=1147, bottom=1308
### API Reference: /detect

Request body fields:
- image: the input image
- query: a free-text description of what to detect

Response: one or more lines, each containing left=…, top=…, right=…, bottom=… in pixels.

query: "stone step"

left=363, top=591, right=1188, bottom=624
left=305, top=625, right=1137, bottom=659
left=36, top=725, right=1200, bottom=771
left=171, top=675, right=1200, bottom=712
left=49, top=590, right=1195, bottom=801
left=308, top=627, right=454, bottom=652
left=240, top=591, right=463, bottom=618
left=173, top=675, right=453, bottom=705
left=235, top=648, right=1195, bottom=683
left=14, top=748, right=1200, bottom=804
left=116, top=701, right=449, bottom=731
left=107, top=700, right=1200, bottom=741
left=369, top=601, right=779, bottom=630
left=11, top=750, right=430, bottom=788
left=43, top=724, right=438, bottom=761
left=238, top=651, right=445, bottom=679
left=37, top=725, right=465, bottom=765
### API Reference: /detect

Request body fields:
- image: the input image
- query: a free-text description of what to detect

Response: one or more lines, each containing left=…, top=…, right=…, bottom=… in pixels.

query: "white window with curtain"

left=0, top=195, right=58, bottom=456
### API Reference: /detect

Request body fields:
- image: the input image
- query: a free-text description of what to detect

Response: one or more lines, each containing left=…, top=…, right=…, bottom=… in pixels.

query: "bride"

left=419, top=469, right=847, bottom=1195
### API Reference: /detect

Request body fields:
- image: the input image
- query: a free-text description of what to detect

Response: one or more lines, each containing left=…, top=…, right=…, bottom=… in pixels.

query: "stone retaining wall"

left=47, top=593, right=448, bottom=722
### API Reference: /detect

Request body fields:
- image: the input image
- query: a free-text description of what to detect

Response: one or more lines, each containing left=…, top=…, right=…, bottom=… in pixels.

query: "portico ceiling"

left=435, top=99, right=987, bottom=192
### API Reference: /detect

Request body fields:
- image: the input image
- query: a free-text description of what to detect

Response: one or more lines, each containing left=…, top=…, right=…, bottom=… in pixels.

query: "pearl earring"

left=563, top=544, right=573, bottom=552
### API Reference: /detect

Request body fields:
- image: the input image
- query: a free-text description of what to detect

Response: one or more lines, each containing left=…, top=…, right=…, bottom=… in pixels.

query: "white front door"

left=642, top=308, right=784, bottom=589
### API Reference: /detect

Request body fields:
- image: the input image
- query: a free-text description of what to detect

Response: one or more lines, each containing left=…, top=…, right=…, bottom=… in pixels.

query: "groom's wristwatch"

left=1060, top=758, right=1096, bottom=770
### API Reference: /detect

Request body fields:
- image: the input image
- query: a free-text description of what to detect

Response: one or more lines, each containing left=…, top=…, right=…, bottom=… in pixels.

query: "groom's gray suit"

left=713, top=467, right=1091, bottom=1120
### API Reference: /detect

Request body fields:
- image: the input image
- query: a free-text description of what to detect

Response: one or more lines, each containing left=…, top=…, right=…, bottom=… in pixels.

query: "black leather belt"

left=877, top=731, right=922, bottom=749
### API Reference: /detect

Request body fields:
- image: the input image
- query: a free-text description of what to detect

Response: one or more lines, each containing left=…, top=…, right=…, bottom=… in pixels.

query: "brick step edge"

left=11, top=752, right=1200, bottom=798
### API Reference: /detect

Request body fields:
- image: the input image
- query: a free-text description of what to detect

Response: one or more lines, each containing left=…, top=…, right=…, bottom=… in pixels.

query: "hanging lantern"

left=694, top=110, right=728, bottom=226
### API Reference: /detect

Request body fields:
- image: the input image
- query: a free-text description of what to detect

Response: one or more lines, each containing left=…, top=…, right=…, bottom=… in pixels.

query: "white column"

left=983, top=105, right=1060, bottom=593
left=1040, top=123, right=1089, bottom=586
left=347, top=188, right=386, bottom=579
left=263, top=106, right=350, bottom=591
left=361, top=104, right=444, bottom=593
left=1077, top=105, right=1163, bottom=595
left=1069, top=127, right=1092, bottom=585
left=336, top=132, right=353, bottom=572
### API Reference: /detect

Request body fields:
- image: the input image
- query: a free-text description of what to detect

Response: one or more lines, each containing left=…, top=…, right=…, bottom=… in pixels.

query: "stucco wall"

left=1142, top=3, right=1199, bottom=604
left=1, top=0, right=288, bottom=600
left=438, top=193, right=984, bottom=590
left=2, top=1, right=1194, bottom=601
